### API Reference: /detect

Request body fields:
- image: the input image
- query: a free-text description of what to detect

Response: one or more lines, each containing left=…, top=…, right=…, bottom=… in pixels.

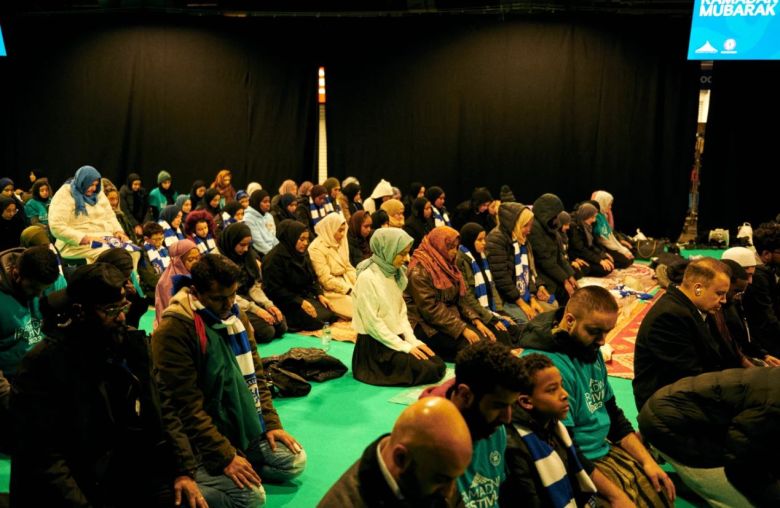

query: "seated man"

left=743, top=222, right=780, bottom=357
left=318, top=397, right=473, bottom=507
left=639, top=368, right=780, bottom=507
left=152, top=254, right=306, bottom=508
left=634, top=257, right=740, bottom=411
left=11, top=264, right=203, bottom=506
left=520, top=286, right=675, bottom=507
left=719, top=259, right=780, bottom=366
left=501, top=353, right=597, bottom=508
left=0, top=245, right=59, bottom=380
left=421, top=341, right=525, bottom=508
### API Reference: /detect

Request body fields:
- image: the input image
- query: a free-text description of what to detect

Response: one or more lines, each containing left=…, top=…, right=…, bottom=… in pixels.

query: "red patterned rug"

left=604, top=289, right=664, bottom=379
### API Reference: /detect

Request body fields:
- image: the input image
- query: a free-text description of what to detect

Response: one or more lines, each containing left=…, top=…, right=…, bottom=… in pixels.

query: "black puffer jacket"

left=485, top=202, right=540, bottom=304
left=527, top=194, right=573, bottom=296
left=638, top=368, right=780, bottom=506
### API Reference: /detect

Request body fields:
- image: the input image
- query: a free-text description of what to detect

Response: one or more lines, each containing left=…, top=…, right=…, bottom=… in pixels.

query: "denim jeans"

left=195, top=437, right=307, bottom=508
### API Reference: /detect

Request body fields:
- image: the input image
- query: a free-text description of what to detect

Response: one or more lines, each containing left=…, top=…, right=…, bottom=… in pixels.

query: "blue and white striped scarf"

left=158, top=220, right=185, bottom=248
left=191, top=296, right=266, bottom=433
left=514, top=241, right=531, bottom=302
left=431, top=206, right=451, bottom=227
left=90, top=236, right=142, bottom=253
left=48, top=244, right=64, bottom=277
left=194, top=234, right=217, bottom=255
left=309, top=196, right=335, bottom=227
left=222, top=211, right=242, bottom=227
left=144, top=242, right=170, bottom=274
left=514, top=420, right=597, bottom=508
left=459, top=245, right=496, bottom=311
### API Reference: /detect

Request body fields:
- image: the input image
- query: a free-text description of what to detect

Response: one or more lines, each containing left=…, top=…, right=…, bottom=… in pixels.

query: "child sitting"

left=184, top=209, right=218, bottom=255
left=221, top=201, right=245, bottom=227
left=501, top=353, right=597, bottom=508
left=158, top=204, right=185, bottom=248
left=138, top=222, right=169, bottom=295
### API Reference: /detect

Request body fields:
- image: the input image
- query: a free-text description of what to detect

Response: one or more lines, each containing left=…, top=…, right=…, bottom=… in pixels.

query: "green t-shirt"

left=521, top=348, right=613, bottom=460
left=457, top=425, right=506, bottom=508
left=0, top=291, right=44, bottom=376
left=24, top=198, right=50, bottom=225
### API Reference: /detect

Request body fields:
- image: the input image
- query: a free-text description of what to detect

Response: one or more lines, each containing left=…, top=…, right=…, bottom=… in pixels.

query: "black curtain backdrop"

left=702, top=61, right=780, bottom=233
left=325, top=16, right=700, bottom=238
left=1, top=12, right=774, bottom=238
left=0, top=15, right=318, bottom=195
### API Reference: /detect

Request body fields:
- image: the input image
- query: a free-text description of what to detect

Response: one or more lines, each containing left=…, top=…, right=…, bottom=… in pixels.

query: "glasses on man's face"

left=97, top=300, right=131, bottom=318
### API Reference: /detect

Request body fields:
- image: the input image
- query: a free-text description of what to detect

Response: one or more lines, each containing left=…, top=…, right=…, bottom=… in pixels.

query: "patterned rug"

left=603, top=289, right=664, bottom=380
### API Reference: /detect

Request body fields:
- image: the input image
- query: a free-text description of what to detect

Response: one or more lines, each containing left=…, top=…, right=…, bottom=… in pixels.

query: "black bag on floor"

left=265, top=364, right=311, bottom=398
left=636, top=239, right=669, bottom=259
left=262, top=347, right=348, bottom=383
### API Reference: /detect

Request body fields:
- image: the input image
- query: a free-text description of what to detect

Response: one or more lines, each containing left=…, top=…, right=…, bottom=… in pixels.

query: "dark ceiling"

left=1, top=1, right=695, bottom=18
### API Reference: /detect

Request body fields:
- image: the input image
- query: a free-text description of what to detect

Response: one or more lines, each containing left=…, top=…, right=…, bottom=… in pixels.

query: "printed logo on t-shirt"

left=584, top=377, right=606, bottom=413
left=462, top=473, right=501, bottom=508
left=489, top=451, right=501, bottom=467
left=14, top=317, right=43, bottom=347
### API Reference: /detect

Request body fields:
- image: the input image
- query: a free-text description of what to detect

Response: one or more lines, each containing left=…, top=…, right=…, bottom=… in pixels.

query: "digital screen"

left=688, top=0, right=780, bottom=60
left=0, top=25, right=6, bottom=57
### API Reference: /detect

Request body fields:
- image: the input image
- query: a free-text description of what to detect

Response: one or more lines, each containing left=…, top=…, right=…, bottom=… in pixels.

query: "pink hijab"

left=154, top=238, right=198, bottom=328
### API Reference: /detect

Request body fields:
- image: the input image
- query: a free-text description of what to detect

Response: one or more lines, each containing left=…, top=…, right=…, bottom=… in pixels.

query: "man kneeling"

left=153, top=254, right=306, bottom=507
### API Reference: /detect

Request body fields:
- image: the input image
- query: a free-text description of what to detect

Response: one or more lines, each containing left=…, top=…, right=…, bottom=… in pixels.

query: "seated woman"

left=106, top=186, right=138, bottom=244
left=1, top=178, right=28, bottom=224
left=119, top=173, right=150, bottom=237
left=175, top=195, right=192, bottom=225
left=48, top=165, right=130, bottom=263
left=211, top=169, right=236, bottom=206
left=403, top=197, right=433, bottom=253
left=424, top=186, right=452, bottom=227
left=24, top=179, right=51, bottom=226
left=184, top=209, right=217, bottom=255
left=485, top=202, right=550, bottom=325
left=338, top=182, right=362, bottom=222
left=527, top=193, right=577, bottom=305
left=404, top=226, right=486, bottom=362
left=271, top=193, right=299, bottom=227
left=158, top=205, right=185, bottom=248
left=456, top=223, right=522, bottom=347
left=1, top=196, right=25, bottom=252
left=380, top=199, right=405, bottom=228
left=348, top=210, right=373, bottom=268
left=352, top=228, right=446, bottom=386
left=309, top=213, right=356, bottom=320
left=591, top=191, right=634, bottom=268
left=217, top=223, right=288, bottom=343
left=568, top=203, right=614, bottom=277
left=154, top=238, right=200, bottom=328
left=295, top=184, right=333, bottom=237
left=148, top=170, right=178, bottom=220
left=188, top=180, right=207, bottom=209
left=262, top=219, right=336, bottom=331
left=197, top=188, right=224, bottom=233
left=235, top=190, right=249, bottom=209
left=244, top=189, right=279, bottom=257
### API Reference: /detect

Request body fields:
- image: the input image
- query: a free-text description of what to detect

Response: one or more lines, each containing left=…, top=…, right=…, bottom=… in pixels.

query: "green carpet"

left=1, top=309, right=708, bottom=506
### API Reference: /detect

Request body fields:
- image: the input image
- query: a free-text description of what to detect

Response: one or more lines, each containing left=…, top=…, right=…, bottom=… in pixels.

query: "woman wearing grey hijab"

left=351, top=228, right=445, bottom=386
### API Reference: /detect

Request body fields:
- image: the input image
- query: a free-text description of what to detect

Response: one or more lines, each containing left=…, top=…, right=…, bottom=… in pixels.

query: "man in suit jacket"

left=633, top=257, right=741, bottom=411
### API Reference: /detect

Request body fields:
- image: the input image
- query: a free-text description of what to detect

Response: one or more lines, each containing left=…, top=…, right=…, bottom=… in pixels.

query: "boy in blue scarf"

left=502, top=353, right=597, bottom=507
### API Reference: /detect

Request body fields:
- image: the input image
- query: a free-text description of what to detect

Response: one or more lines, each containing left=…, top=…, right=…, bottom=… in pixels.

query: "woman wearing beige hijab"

left=308, top=212, right=357, bottom=319
left=380, top=198, right=405, bottom=228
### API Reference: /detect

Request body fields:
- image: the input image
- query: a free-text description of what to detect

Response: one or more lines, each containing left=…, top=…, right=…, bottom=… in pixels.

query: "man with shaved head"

left=318, top=397, right=473, bottom=507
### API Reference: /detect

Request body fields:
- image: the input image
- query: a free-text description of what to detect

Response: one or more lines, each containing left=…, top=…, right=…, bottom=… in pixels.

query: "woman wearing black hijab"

left=339, top=182, right=363, bottom=222
left=271, top=193, right=300, bottom=227
left=0, top=196, right=26, bottom=251
left=455, top=222, right=522, bottom=347
left=217, top=222, right=287, bottom=343
left=189, top=180, right=207, bottom=210
left=119, top=173, right=150, bottom=235
left=197, top=188, right=223, bottom=232
left=402, top=197, right=433, bottom=254
left=262, top=219, right=336, bottom=331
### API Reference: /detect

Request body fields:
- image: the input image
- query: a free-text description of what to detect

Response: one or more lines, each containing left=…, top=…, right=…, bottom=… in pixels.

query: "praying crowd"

left=0, top=166, right=778, bottom=507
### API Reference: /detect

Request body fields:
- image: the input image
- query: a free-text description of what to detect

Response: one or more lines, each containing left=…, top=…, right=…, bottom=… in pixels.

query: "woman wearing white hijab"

left=351, top=228, right=445, bottom=386
left=308, top=212, right=357, bottom=319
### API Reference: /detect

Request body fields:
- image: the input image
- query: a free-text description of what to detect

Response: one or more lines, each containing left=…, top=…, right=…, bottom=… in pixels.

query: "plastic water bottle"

left=321, top=322, right=332, bottom=352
